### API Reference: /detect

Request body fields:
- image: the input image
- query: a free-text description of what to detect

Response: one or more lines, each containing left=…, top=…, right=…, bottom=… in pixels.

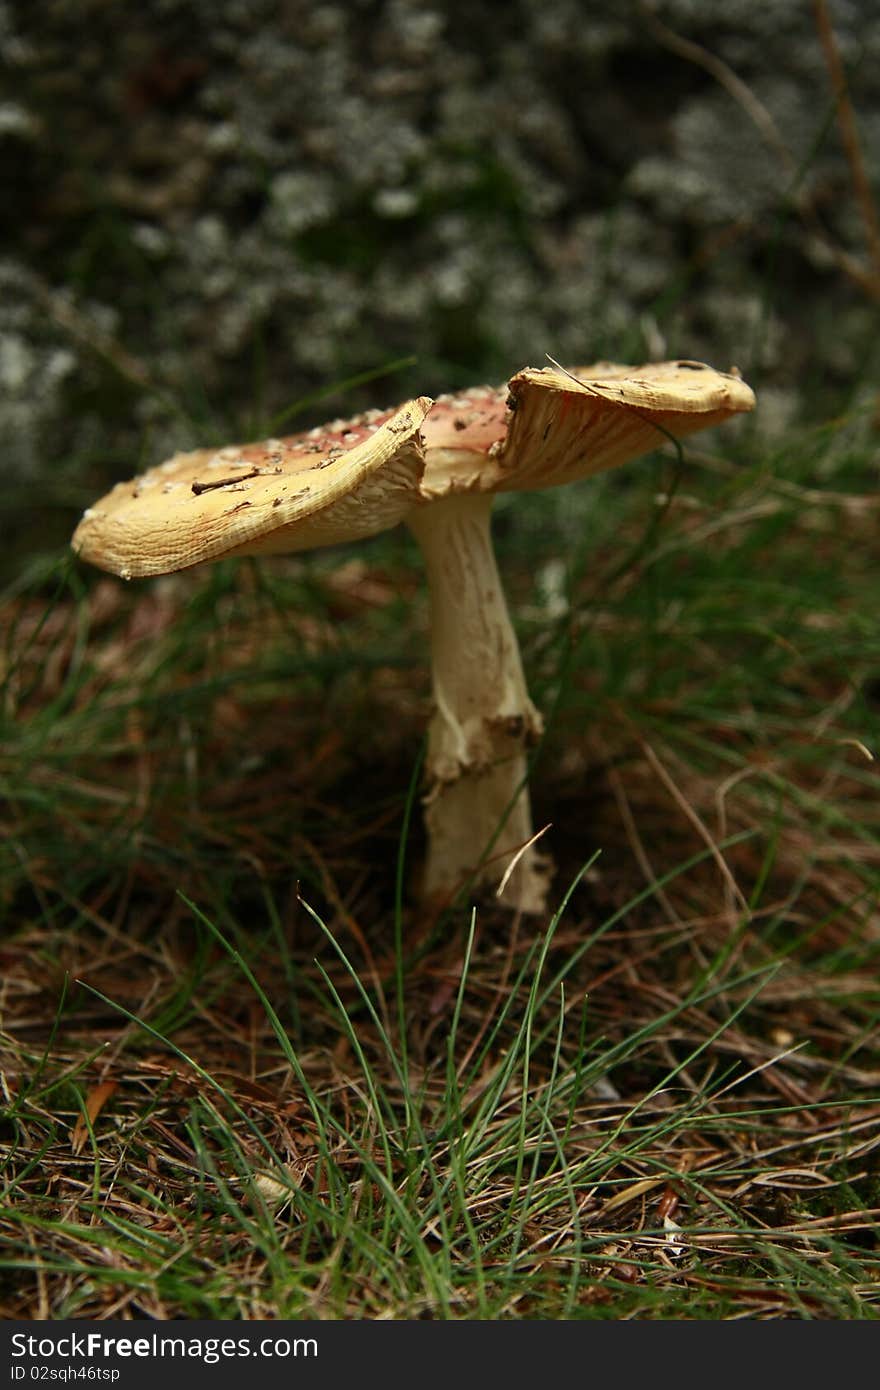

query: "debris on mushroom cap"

left=72, top=398, right=432, bottom=579
left=493, top=361, right=756, bottom=492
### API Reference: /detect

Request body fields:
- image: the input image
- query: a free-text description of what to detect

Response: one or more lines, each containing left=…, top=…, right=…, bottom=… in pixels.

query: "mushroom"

left=72, top=360, right=755, bottom=915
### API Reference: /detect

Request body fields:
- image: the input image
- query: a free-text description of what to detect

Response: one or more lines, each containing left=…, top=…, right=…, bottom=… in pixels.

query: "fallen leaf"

left=71, top=1079, right=118, bottom=1154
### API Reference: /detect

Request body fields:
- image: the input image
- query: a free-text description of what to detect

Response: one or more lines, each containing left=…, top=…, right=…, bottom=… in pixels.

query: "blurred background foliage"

left=1, top=0, right=878, bottom=566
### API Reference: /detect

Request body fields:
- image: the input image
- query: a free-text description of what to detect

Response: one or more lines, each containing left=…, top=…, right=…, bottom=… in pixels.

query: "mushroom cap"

left=72, top=361, right=756, bottom=579
left=496, top=361, right=756, bottom=491
left=72, top=398, right=432, bottom=578
left=416, top=360, right=755, bottom=498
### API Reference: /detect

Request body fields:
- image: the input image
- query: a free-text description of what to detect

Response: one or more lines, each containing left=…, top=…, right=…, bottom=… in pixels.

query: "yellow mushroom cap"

left=73, top=362, right=756, bottom=579
left=494, top=360, right=756, bottom=492
left=72, top=398, right=432, bottom=578
left=412, top=360, right=754, bottom=500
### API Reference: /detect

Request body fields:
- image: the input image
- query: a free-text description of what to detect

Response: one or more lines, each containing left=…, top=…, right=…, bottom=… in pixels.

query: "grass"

left=1, top=380, right=879, bottom=1320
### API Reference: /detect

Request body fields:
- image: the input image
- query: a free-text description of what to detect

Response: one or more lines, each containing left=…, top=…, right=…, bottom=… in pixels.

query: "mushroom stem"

left=406, top=491, right=551, bottom=913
